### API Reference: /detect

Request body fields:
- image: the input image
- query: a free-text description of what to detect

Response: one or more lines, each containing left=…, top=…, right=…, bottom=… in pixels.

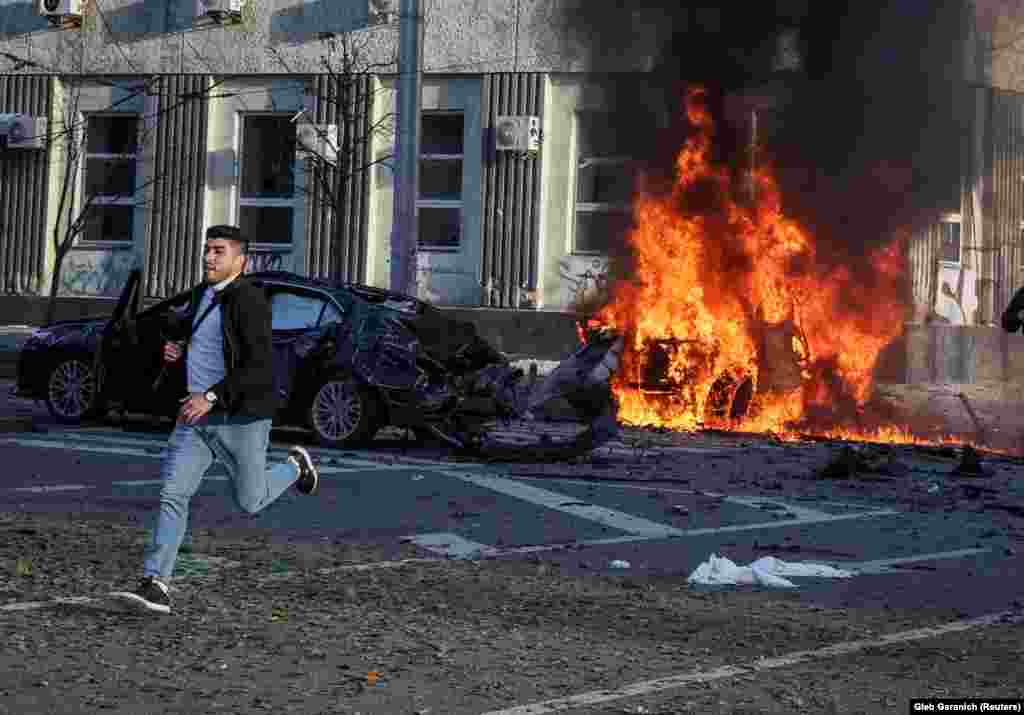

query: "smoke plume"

left=552, top=1, right=974, bottom=284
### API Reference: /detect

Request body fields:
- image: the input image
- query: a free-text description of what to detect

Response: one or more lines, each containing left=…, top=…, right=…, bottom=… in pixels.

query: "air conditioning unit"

left=195, top=0, right=242, bottom=23
left=38, top=0, right=82, bottom=25
left=494, top=115, right=540, bottom=153
left=296, top=123, right=338, bottom=164
left=368, top=0, right=396, bottom=25
left=0, top=114, right=47, bottom=151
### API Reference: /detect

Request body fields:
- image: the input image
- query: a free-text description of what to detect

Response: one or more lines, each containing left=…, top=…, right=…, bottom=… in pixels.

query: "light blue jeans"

left=143, top=414, right=299, bottom=580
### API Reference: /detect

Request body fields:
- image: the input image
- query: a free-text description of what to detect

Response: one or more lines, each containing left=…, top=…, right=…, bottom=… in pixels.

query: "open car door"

left=94, top=269, right=142, bottom=402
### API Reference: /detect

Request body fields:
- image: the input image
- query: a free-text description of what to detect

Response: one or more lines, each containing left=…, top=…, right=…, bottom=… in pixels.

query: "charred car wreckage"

left=15, top=270, right=624, bottom=460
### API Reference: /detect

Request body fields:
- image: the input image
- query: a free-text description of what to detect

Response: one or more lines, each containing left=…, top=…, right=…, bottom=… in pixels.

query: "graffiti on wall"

left=245, top=251, right=290, bottom=274
left=557, top=255, right=609, bottom=311
left=416, top=252, right=479, bottom=306
left=59, top=249, right=141, bottom=297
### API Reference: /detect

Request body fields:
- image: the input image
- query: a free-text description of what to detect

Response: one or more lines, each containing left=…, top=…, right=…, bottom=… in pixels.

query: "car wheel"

left=308, top=376, right=377, bottom=447
left=46, top=357, right=105, bottom=424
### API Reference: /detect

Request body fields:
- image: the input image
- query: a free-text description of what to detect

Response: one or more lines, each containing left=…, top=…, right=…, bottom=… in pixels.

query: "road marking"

left=0, top=597, right=96, bottom=612
left=0, top=435, right=444, bottom=474
left=0, top=557, right=446, bottom=613
left=442, top=471, right=685, bottom=538
left=258, top=557, right=443, bottom=582
left=673, top=509, right=898, bottom=536
left=840, top=547, right=992, bottom=575
left=10, top=484, right=93, bottom=493
left=403, top=533, right=500, bottom=559
left=481, top=609, right=1024, bottom=715
left=520, top=477, right=881, bottom=515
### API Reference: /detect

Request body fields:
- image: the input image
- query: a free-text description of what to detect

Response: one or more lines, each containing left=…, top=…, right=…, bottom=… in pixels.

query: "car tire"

left=45, top=356, right=106, bottom=425
left=308, top=375, right=378, bottom=447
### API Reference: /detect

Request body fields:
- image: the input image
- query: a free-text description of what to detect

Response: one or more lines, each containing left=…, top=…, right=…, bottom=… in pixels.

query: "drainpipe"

left=389, top=0, right=423, bottom=296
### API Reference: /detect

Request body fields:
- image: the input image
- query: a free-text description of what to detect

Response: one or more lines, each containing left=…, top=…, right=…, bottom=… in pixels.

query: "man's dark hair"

left=206, top=225, right=249, bottom=254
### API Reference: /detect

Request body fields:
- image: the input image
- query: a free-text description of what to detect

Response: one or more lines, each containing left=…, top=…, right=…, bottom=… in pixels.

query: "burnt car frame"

left=16, top=269, right=624, bottom=456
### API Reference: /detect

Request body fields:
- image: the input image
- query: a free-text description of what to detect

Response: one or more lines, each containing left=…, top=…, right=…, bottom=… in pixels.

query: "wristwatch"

left=204, top=390, right=218, bottom=406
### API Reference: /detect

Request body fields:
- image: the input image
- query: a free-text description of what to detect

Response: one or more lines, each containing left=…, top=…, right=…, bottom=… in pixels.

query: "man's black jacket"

left=164, top=277, right=277, bottom=419
left=1002, top=285, right=1024, bottom=334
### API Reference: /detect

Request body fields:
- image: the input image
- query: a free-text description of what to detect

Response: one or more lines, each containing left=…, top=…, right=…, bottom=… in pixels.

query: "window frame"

left=939, top=213, right=962, bottom=266
left=77, top=112, right=142, bottom=247
left=571, top=111, right=635, bottom=256
left=417, top=110, right=465, bottom=252
left=235, top=112, right=304, bottom=253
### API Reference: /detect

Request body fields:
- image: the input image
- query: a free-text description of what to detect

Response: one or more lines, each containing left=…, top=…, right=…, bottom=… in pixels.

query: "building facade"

left=1, top=0, right=1022, bottom=364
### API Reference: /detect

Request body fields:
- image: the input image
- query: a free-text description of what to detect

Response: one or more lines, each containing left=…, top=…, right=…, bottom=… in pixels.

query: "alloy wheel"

left=46, top=359, right=98, bottom=423
left=311, top=378, right=366, bottom=444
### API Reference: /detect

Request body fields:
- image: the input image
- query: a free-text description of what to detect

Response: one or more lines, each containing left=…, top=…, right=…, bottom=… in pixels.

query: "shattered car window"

left=319, top=300, right=343, bottom=327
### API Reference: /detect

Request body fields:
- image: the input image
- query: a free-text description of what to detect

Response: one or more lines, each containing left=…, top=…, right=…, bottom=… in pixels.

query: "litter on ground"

left=687, top=553, right=855, bottom=588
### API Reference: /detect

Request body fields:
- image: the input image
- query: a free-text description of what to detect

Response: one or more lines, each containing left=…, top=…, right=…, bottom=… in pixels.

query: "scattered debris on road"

left=687, top=553, right=855, bottom=589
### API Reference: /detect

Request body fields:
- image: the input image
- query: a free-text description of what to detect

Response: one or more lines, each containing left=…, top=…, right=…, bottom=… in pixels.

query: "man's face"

left=203, top=239, right=246, bottom=284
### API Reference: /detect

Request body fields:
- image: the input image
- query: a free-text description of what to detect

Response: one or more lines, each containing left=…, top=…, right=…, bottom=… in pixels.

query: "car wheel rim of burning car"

left=48, top=359, right=96, bottom=421
left=313, top=380, right=363, bottom=442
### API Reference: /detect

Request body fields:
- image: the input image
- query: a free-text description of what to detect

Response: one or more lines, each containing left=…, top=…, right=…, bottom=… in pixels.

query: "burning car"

left=15, top=269, right=624, bottom=458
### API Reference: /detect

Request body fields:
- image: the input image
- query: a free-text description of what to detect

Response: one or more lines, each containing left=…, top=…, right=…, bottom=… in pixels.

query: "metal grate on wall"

left=480, top=73, right=543, bottom=308
left=305, top=73, right=372, bottom=284
left=989, top=88, right=1024, bottom=323
left=144, top=74, right=210, bottom=299
left=0, top=75, right=50, bottom=295
left=908, top=222, right=941, bottom=317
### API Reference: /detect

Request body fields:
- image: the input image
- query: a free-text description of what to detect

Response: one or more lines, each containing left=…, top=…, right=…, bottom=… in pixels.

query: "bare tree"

left=268, top=32, right=397, bottom=279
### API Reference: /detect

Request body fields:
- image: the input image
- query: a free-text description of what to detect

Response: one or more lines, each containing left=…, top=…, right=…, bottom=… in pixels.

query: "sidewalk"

left=1, top=511, right=1021, bottom=715
left=0, top=325, right=34, bottom=380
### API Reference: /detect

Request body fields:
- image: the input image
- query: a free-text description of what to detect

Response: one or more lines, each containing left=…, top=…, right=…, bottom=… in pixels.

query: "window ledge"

left=72, top=241, right=135, bottom=250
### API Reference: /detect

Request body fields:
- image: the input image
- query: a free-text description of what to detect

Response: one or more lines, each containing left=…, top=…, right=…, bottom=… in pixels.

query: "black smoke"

left=551, top=1, right=974, bottom=276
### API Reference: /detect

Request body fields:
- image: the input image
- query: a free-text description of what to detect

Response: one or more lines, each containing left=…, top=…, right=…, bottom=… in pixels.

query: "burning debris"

left=586, top=88, right=912, bottom=444
left=816, top=445, right=909, bottom=481
left=953, top=445, right=992, bottom=479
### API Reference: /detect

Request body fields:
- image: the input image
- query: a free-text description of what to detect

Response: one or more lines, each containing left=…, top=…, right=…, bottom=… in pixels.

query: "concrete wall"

left=204, top=76, right=307, bottom=273
left=538, top=74, right=612, bottom=311
left=903, top=323, right=1024, bottom=385
left=0, top=0, right=641, bottom=76
left=48, top=78, right=148, bottom=298
left=369, top=74, right=483, bottom=305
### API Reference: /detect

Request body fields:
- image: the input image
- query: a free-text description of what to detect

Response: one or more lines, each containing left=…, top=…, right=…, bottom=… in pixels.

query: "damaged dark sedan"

left=15, top=270, right=624, bottom=458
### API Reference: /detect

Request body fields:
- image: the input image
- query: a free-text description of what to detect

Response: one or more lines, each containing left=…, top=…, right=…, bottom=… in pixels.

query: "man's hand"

left=178, top=393, right=213, bottom=425
left=163, top=341, right=184, bottom=363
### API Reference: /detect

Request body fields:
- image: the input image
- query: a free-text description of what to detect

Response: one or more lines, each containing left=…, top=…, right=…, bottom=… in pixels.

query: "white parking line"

left=841, top=548, right=993, bottom=575
left=481, top=610, right=1023, bottom=715
left=0, top=557, right=446, bottom=613
left=443, top=471, right=685, bottom=538
left=0, top=435, right=450, bottom=476
left=10, top=484, right=93, bottom=493
left=403, top=533, right=500, bottom=559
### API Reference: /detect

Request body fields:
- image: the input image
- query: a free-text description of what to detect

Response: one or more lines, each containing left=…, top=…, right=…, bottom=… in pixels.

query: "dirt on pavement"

left=1, top=510, right=1022, bottom=715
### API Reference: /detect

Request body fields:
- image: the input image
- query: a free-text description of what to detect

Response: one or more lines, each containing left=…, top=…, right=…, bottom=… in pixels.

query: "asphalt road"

left=2, top=404, right=1022, bottom=619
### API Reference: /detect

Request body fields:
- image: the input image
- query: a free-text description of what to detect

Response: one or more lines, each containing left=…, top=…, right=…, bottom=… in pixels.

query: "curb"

left=0, top=415, right=38, bottom=433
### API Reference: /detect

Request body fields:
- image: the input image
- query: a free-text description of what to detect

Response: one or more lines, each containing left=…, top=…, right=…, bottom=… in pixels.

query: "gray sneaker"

left=110, top=577, right=171, bottom=615
left=289, top=446, right=319, bottom=495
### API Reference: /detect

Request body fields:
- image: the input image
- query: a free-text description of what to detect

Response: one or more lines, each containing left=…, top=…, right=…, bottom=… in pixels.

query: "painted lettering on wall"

left=59, top=249, right=141, bottom=297
left=245, top=251, right=290, bottom=274
left=557, top=255, right=609, bottom=311
left=416, top=252, right=479, bottom=306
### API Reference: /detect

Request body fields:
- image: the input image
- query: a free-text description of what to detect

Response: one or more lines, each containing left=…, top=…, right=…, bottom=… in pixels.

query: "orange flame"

left=589, top=88, right=946, bottom=445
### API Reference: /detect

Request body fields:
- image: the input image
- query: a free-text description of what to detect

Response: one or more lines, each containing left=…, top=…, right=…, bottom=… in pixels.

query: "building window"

left=418, top=112, right=463, bottom=250
left=82, top=114, right=139, bottom=243
left=239, top=115, right=297, bottom=246
left=940, top=216, right=961, bottom=264
left=573, top=112, right=636, bottom=254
